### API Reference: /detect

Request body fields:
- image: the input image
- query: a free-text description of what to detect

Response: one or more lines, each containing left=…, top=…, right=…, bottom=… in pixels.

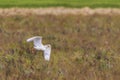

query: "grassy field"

left=0, top=0, right=120, bottom=8
left=0, top=14, right=120, bottom=80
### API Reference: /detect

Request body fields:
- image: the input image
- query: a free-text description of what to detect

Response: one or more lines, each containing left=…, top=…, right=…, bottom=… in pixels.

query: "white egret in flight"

left=26, top=36, right=51, bottom=61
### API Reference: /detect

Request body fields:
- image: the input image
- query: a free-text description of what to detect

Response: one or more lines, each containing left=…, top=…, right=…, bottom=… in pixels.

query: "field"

left=0, top=11, right=120, bottom=80
left=0, top=0, right=120, bottom=80
left=0, top=0, right=120, bottom=8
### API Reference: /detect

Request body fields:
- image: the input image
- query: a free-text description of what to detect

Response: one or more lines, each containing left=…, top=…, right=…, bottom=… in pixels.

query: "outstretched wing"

left=26, top=36, right=42, bottom=47
left=44, top=45, right=51, bottom=61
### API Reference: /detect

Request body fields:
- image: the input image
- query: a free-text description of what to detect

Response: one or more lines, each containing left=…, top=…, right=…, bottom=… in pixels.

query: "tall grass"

left=0, top=14, right=120, bottom=80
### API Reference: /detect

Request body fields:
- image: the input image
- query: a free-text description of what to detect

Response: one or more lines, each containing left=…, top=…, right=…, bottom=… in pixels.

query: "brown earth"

left=0, top=7, right=120, bottom=16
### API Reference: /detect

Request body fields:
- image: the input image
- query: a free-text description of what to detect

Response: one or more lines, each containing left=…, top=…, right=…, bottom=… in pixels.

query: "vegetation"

left=0, top=0, right=120, bottom=8
left=0, top=14, right=120, bottom=80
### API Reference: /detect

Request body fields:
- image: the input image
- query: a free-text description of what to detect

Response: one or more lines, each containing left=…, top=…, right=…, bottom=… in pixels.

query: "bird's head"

left=47, top=44, right=51, bottom=47
left=45, top=44, right=51, bottom=48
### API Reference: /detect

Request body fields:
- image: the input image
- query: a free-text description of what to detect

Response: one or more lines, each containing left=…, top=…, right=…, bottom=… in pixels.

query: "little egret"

left=26, top=36, right=51, bottom=61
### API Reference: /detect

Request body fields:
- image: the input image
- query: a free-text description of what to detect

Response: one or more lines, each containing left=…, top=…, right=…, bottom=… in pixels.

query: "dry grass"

left=0, top=13, right=120, bottom=80
left=0, top=7, right=120, bottom=16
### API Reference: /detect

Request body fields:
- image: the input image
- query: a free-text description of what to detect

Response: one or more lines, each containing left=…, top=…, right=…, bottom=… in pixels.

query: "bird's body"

left=27, top=36, right=51, bottom=61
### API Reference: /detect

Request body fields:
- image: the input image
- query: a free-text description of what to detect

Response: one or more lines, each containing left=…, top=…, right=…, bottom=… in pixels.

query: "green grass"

left=0, top=0, right=120, bottom=8
left=0, top=14, right=120, bottom=80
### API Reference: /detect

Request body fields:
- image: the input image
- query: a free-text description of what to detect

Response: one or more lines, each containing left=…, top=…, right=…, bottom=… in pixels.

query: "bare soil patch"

left=0, top=7, right=120, bottom=16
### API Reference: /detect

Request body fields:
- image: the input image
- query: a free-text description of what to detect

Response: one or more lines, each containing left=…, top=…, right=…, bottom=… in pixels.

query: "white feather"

left=44, top=45, right=51, bottom=61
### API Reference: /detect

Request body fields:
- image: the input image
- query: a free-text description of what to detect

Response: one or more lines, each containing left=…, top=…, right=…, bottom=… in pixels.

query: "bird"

left=26, top=36, right=51, bottom=61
